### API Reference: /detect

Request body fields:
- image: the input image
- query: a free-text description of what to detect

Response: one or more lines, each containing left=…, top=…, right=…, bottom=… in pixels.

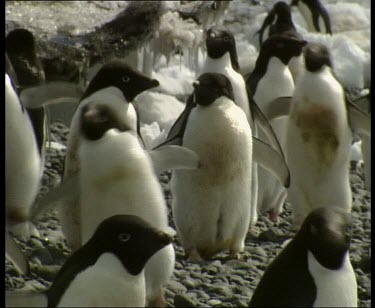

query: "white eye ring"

left=210, top=33, right=216, bottom=38
left=118, top=233, right=131, bottom=242
left=122, top=76, right=130, bottom=82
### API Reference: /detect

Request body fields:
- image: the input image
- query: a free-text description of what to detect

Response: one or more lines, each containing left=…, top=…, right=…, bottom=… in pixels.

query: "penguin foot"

left=146, top=287, right=166, bottom=308
left=186, top=248, right=204, bottom=262
left=229, top=250, right=244, bottom=260
left=8, top=221, right=40, bottom=241
left=248, top=225, right=260, bottom=237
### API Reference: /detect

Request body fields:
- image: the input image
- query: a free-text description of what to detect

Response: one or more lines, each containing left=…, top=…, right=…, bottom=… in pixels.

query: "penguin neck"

left=204, top=52, right=236, bottom=73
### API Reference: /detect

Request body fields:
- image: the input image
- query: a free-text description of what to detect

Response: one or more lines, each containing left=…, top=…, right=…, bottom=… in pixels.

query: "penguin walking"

left=246, top=35, right=306, bottom=226
left=6, top=215, right=173, bottom=308
left=286, top=43, right=353, bottom=227
left=291, top=0, right=332, bottom=35
left=249, top=206, right=358, bottom=307
left=169, top=73, right=289, bottom=261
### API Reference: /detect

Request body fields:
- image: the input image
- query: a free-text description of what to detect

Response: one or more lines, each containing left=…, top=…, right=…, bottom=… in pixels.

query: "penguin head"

left=6, top=28, right=45, bottom=86
left=259, top=35, right=307, bottom=66
left=299, top=207, right=352, bottom=270
left=91, top=215, right=173, bottom=276
left=206, top=26, right=240, bottom=72
left=273, top=1, right=293, bottom=22
left=193, top=73, right=235, bottom=106
left=81, top=59, right=160, bottom=102
left=304, top=42, right=332, bottom=72
left=79, top=103, right=133, bottom=141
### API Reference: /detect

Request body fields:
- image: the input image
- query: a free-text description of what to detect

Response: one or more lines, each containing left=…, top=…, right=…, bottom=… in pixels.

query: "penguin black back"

left=80, top=59, right=159, bottom=102
left=206, top=26, right=240, bottom=72
left=6, top=28, right=46, bottom=156
left=247, top=35, right=307, bottom=96
left=249, top=206, right=352, bottom=307
left=47, top=214, right=172, bottom=308
left=193, top=73, right=235, bottom=106
left=304, top=42, right=332, bottom=72
left=291, top=0, right=332, bottom=34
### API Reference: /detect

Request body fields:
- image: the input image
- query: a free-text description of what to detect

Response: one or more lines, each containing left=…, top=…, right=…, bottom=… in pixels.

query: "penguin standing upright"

left=249, top=206, right=358, bottom=307
left=246, top=35, right=306, bottom=226
left=291, top=0, right=332, bottom=35
left=6, top=215, right=173, bottom=308
left=5, top=29, right=46, bottom=239
left=169, top=73, right=290, bottom=261
left=286, top=43, right=353, bottom=227
left=256, top=1, right=306, bottom=83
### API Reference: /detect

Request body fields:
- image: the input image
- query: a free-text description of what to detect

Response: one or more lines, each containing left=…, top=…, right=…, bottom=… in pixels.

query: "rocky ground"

left=5, top=122, right=371, bottom=307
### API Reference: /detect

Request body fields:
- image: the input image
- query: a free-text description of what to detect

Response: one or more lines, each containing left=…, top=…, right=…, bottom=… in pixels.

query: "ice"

left=140, top=122, right=168, bottom=151
left=350, top=140, right=363, bottom=162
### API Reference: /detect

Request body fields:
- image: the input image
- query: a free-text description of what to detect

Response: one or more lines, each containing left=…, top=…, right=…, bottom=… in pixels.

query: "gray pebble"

left=166, top=280, right=187, bottom=293
left=174, top=293, right=197, bottom=307
left=208, top=299, right=222, bottom=306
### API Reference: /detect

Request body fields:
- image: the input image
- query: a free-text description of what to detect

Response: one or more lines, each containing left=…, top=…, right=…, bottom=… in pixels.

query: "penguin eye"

left=118, top=233, right=131, bottom=242
left=122, top=76, right=130, bottom=83
left=223, top=35, right=230, bottom=42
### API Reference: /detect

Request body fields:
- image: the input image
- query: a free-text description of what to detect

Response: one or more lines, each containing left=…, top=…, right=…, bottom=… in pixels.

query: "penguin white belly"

left=6, top=75, right=41, bottom=225
left=308, top=251, right=358, bottom=307
left=58, top=253, right=146, bottom=307
left=288, top=54, right=305, bottom=85
left=171, top=97, right=252, bottom=257
left=79, top=130, right=174, bottom=303
left=253, top=59, right=294, bottom=220
left=286, top=70, right=352, bottom=224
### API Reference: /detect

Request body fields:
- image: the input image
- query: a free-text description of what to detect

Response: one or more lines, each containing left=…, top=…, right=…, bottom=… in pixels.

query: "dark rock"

left=174, top=293, right=197, bottom=307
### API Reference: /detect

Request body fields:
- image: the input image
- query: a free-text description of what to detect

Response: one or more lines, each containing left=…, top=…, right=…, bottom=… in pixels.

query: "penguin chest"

left=308, top=252, right=358, bottom=307
left=291, top=103, right=342, bottom=167
left=183, top=103, right=252, bottom=187
left=58, top=253, right=146, bottom=307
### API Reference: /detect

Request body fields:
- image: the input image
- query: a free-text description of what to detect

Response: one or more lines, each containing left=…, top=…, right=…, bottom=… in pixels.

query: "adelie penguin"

left=249, top=206, right=358, bottom=307
left=246, top=34, right=306, bottom=227
left=6, top=215, right=173, bottom=308
left=165, top=73, right=290, bottom=261
left=291, top=0, right=332, bottom=35
left=32, top=59, right=200, bottom=307
left=280, top=42, right=370, bottom=227
left=165, top=26, right=290, bottom=235
left=6, top=28, right=83, bottom=240
left=255, top=1, right=305, bottom=83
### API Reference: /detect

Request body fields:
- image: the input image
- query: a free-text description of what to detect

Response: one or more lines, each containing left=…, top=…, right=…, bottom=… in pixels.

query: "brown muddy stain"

left=294, top=100, right=340, bottom=166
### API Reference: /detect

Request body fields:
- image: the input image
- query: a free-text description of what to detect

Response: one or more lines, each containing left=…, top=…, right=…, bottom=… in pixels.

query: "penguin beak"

left=157, top=232, right=174, bottom=248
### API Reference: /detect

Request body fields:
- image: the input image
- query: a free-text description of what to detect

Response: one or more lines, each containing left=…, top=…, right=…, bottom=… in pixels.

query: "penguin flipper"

left=251, top=98, right=287, bottom=159
left=149, top=145, right=200, bottom=175
left=252, top=136, right=290, bottom=188
left=5, top=231, right=29, bottom=276
left=6, top=291, right=48, bottom=307
left=262, top=96, right=292, bottom=120
left=347, top=100, right=371, bottom=137
left=20, top=82, right=84, bottom=109
left=31, top=173, right=80, bottom=222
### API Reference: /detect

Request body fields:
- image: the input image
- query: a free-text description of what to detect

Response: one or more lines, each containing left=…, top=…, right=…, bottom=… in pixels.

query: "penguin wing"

left=6, top=291, right=48, bottom=307
left=148, top=145, right=200, bottom=175
left=318, top=6, right=332, bottom=35
left=5, top=231, right=29, bottom=275
left=261, top=96, right=292, bottom=120
left=252, top=136, right=290, bottom=187
left=20, top=82, right=84, bottom=109
left=31, top=173, right=80, bottom=221
left=347, top=100, right=371, bottom=137
left=250, top=97, right=288, bottom=159
left=154, top=95, right=196, bottom=148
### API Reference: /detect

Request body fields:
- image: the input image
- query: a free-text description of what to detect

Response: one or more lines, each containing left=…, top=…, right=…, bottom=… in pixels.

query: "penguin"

left=291, top=0, right=332, bottom=35
left=169, top=73, right=290, bottom=261
left=246, top=35, right=306, bottom=226
left=6, top=214, right=173, bottom=308
left=249, top=206, right=358, bottom=307
left=285, top=42, right=354, bottom=228
left=255, top=1, right=306, bottom=83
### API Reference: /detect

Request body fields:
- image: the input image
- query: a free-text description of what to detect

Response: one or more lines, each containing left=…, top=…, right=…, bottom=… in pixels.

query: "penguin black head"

left=259, top=35, right=308, bottom=65
left=273, top=1, right=293, bottom=23
left=206, top=26, right=240, bottom=72
left=81, top=59, right=160, bottom=102
left=80, top=104, right=132, bottom=141
left=6, top=28, right=45, bottom=86
left=91, top=215, right=173, bottom=275
left=193, top=73, right=235, bottom=106
left=298, top=207, right=352, bottom=270
left=304, top=42, right=332, bottom=72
